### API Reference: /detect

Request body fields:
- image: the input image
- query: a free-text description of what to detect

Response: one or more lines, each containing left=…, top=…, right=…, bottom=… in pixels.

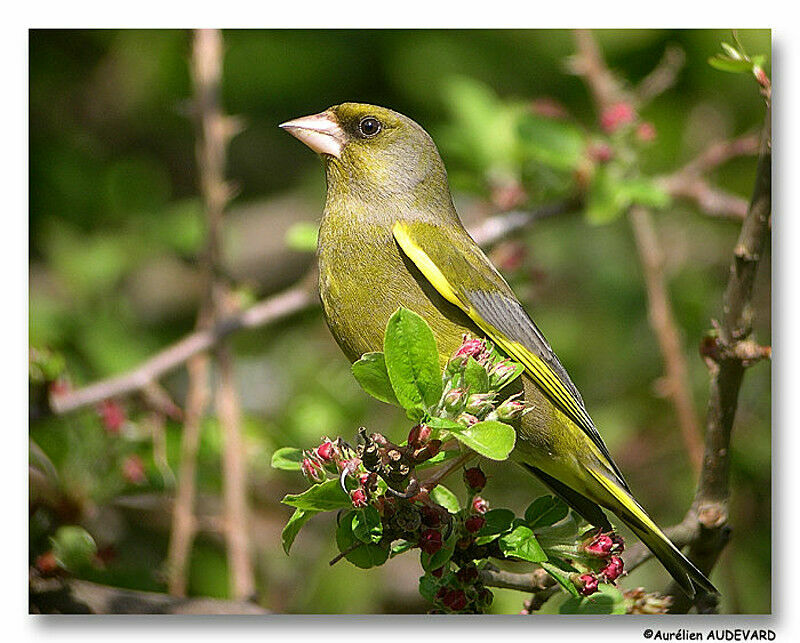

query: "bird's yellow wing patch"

left=392, top=220, right=627, bottom=488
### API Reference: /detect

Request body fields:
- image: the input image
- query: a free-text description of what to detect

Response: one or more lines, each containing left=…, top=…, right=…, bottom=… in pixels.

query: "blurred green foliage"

left=29, top=29, right=770, bottom=614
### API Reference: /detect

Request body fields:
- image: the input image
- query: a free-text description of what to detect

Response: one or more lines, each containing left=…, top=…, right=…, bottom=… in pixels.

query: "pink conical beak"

left=280, top=111, right=346, bottom=158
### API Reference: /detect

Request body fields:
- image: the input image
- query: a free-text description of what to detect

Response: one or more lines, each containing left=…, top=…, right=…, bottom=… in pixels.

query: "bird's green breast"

left=317, top=206, right=476, bottom=367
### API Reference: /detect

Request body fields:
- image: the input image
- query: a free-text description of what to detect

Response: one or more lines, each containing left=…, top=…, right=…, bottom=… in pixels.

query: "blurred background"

left=29, top=29, right=770, bottom=614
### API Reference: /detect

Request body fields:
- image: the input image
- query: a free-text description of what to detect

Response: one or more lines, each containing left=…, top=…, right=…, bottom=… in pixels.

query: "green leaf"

left=585, top=165, right=626, bottom=225
left=708, top=55, right=753, bottom=73
left=352, top=506, right=383, bottom=544
left=463, top=357, right=489, bottom=394
left=50, top=525, right=97, bottom=573
left=524, top=496, right=569, bottom=529
left=499, top=525, right=547, bottom=562
left=517, top=114, right=587, bottom=171
left=285, top=221, right=319, bottom=252
left=282, top=479, right=352, bottom=511
left=390, top=539, right=415, bottom=557
left=721, top=42, right=744, bottom=60
left=621, top=178, right=671, bottom=209
left=335, top=511, right=390, bottom=569
left=426, top=416, right=462, bottom=431
left=559, top=584, right=626, bottom=614
left=383, top=308, right=443, bottom=411
left=430, top=485, right=461, bottom=513
left=419, top=574, right=439, bottom=603
left=352, top=352, right=400, bottom=406
left=450, top=420, right=515, bottom=460
left=476, top=508, right=515, bottom=537
left=270, top=447, right=305, bottom=471
left=281, top=508, right=318, bottom=554
left=539, top=559, right=580, bottom=598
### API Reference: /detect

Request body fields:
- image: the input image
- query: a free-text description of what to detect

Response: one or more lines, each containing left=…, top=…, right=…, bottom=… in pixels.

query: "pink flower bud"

left=442, top=589, right=468, bottom=611
left=301, top=457, right=325, bottom=482
left=98, top=400, right=125, bottom=435
left=472, top=496, right=489, bottom=514
left=601, top=555, right=624, bottom=582
left=584, top=533, right=614, bottom=557
left=122, top=454, right=146, bottom=485
left=636, top=121, right=657, bottom=142
left=350, top=488, right=368, bottom=508
left=600, top=102, right=635, bottom=134
left=588, top=141, right=614, bottom=163
left=464, top=467, right=487, bottom=491
left=457, top=413, right=479, bottom=428
left=443, top=387, right=467, bottom=413
left=316, top=440, right=335, bottom=462
left=408, top=423, right=431, bottom=447
left=454, top=336, right=490, bottom=363
left=421, top=505, right=443, bottom=528
left=489, top=360, right=517, bottom=388
left=578, top=573, right=600, bottom=596
left=466, top=393, right=495, bottom=416
left=496, top=394, right=525, bottom=421
left=456, top=565, right=479, bottom=584
left=464, top=515, right=486, bottom=533
left=419, top=528, right=443, bottom=555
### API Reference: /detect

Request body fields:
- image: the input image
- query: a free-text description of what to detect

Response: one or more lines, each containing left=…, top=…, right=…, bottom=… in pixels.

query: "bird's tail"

left=585, top=467, right=718, bottom=598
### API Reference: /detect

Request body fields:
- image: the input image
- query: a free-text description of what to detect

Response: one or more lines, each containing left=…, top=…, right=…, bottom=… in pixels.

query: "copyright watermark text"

left=642, top=630, right=776, bottom=641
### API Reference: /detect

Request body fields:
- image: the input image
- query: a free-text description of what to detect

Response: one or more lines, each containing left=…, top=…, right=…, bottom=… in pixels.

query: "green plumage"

left=283, top=102, right=717, bottom=598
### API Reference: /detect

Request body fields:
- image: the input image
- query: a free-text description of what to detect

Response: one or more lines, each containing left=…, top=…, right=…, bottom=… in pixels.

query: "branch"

left=666, top=104, right=771, bottom=613
left=636, top=45, right=686, bottom=105
left=48, top=201, right=580, bottom=416
left=30, top=575, right=268, bottom=615
left=571, top=30, right=771, bottom=611
left=191, top=28, right=254, bottom=601
left=657, top=134, right=760, bottom=221
left=629, top=206, right=704, bottom=473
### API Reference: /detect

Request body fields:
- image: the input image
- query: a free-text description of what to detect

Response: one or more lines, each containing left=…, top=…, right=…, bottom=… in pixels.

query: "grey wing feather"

left=465, top=289, right=630, bottom=491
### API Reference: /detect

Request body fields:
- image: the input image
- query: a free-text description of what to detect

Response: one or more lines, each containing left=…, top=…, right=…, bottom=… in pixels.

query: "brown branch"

left=572, top=30, right=771, bottom=611
left=48, top=201, right=580, bottom=417
left=657, top=134, right=760, bottom=221
left=636, top=45, right=686, bottom=105
left=166, top=353, right=209, bottom=596
left=629, top=206, right=704, bottom=473
left=667, top=105, right=771, bottom=613
left=192, top=28, right=254, bottom=601
left=30, top=575, right=268, bottom=614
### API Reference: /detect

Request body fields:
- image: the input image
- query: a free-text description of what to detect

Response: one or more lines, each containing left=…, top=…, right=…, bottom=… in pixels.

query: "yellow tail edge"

left=586, top=468, right=718, bottom=598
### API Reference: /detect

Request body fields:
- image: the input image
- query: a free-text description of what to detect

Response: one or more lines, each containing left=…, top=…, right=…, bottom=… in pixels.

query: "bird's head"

left=280, top=103, right=451, bottom=204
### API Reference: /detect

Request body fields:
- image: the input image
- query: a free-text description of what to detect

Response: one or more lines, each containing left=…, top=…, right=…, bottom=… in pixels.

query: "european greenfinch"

left=281, top=103, right=716, bottom=597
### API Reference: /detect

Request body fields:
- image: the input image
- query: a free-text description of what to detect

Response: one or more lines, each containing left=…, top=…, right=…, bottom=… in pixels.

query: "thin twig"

left=48, top=201, right=581, bottom=416
left=165, top=352, right=208, bottom=596
left=192, top=28, right=254, bottom=600
left=636, top=45, right=686, bottom=105
left=629, top=206, right=704, bottom=473
left=657, top=134, right=760, bottom=221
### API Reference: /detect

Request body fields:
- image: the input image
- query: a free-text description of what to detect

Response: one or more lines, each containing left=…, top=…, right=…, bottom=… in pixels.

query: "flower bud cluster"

left=300, top=438, right=343, bottom=484
left=440, top=335, right=528, bottom=426
left=431, top=562, right=494, bottom=614
left=575, top=530, right=627, bottom=594
left=623, top=587, right=673, bottom=614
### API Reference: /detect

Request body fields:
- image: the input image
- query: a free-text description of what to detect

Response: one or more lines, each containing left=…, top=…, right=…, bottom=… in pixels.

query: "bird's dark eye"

left=358, top=116, right=382, bottom=138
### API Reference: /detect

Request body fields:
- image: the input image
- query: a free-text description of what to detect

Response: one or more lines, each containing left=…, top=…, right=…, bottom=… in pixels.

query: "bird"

left=280, top=102, right=717, bottom=598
